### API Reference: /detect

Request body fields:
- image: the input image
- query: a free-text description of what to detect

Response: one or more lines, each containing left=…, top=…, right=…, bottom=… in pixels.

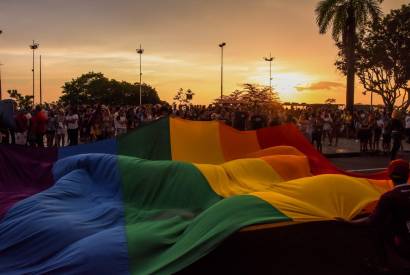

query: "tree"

left=325, top=98, right=336, bottom=104
left=7, top=89, right=33, bottom=110
left=215, top=84, right=281, bottom=114
left=336, top=4, right=410, bottom=113
left=315, top=0, right=383, bottom=112
left=173, top=88, right=195, bottom=105
left=59, top=72, right=161, bottom=106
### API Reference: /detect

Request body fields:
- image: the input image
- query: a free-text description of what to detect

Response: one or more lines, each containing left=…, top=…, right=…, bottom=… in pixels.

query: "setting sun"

left=0, top=0, right=407, bottom=105
left=274, top=73, right=315, bottom=102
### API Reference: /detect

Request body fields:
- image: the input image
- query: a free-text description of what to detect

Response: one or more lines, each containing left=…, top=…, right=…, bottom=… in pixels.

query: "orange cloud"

left=295, top=81, right=345, bottom=92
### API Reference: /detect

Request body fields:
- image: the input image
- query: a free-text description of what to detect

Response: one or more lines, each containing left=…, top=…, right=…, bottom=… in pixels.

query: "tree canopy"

left=315, top=0, right=383, bottom=111
left=173, top=88, right=195, bottom=105
left=215, top=84, right=281, bottom=113
left=7, top=90, right=33, bottom=110
left=336, top=4, right=410, bottom=113
left=315, top=0, right=383, bottom=42
left=59, top=72, right=162, bottom=106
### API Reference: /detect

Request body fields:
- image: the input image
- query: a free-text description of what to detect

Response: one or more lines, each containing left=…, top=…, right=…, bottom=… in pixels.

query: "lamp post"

left=29, top=40, right=39, bottom=106
left=136, top=45, right=144, bottom=106
left=219, top=42, right=226, bottom=99
left=40, top=55, right=42, bottom=105
left=0, top=63, right=3, bottom=101
left=264, top=53, right=274, bottom=93
left=0, top=30, right=3, bottom=100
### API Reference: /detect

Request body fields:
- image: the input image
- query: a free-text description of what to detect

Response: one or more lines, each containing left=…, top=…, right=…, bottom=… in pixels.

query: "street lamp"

left=136, top=45, right=144, bottom=106
left=264, top=53, right=274, bottom=93
left=219, top=42, right=226, bottom=99
left=29, top=40, right=39, bottom=106
left=0, top=63, right=3, bottom=101
left=0, top=30, right=3, bottom=100
left=40, top=55, right=43, bottom=105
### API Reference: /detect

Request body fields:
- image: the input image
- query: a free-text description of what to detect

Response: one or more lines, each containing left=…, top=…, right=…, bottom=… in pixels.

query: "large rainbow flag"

left=0, top=117, right=391, bottom=274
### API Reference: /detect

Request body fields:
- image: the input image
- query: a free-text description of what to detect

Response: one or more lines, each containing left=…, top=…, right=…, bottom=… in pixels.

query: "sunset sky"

left=0, top=0, right=408, bottom=105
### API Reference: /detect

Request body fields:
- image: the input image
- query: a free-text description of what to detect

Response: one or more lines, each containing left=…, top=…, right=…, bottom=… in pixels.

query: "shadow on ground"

left=330, top=152, right=410, bottom=172
left=179, top=221, right=402, bottom=275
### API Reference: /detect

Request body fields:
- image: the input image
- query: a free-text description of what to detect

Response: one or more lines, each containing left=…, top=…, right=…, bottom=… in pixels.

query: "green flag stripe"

left=118, top=156, right=291, bottom=274
left=118, top=118, right=171, bottom=160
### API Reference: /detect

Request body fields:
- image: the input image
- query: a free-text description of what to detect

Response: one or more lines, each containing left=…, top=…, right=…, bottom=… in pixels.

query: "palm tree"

left=315, top=0, right=383, bottom=112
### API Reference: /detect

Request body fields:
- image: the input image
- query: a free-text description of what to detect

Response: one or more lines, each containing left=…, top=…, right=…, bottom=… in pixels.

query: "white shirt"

left=66, top=114, right=79, bottom=129
left=323, top=116, right=333, bottom=130
left=405, top=115, right=410, bottom=129
left=376, top=119, right=384, bottom=128
left=114, top=113, right=127, bottom=129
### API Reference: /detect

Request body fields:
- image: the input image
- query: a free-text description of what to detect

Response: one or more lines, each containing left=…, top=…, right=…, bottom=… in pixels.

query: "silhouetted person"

left=345, top=159, right=410, bottom=274
left=66, top=107, right=79, bottom=146
left=311, top=117, right=323, bottom=152
left=390, top=111, right=404, bottom=160
left=233, top=109, right=248, bottom=131
left=29, top=105, right=47, bottom=147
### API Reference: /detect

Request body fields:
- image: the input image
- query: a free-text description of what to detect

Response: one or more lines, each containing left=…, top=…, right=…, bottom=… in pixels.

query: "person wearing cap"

left=347, top=159, right=410, bottom=272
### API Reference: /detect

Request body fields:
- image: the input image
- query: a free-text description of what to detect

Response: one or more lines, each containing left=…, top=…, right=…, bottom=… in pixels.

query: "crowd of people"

left=1, top=102, right=410, bottom=160
left=173, top=104, right=410, bottom=160
left=294, top=107, right=409, bottom=159
left=0, top=103, right=284, bottom=148
left=0, top=104, right=169, bottom=147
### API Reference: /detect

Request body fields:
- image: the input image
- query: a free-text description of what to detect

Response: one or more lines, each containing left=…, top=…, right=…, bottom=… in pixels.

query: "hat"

left=388, top=159, right=409, bottom=179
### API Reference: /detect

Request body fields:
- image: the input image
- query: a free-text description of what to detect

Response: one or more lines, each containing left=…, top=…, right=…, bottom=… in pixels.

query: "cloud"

left=295, top=81, right=345, bottom=92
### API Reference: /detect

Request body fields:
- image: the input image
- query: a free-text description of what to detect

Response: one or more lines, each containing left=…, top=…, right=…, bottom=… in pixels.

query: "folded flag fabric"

left=0, top=117, right=392, bottom=274
left=62, top=117, right=387, bottom=178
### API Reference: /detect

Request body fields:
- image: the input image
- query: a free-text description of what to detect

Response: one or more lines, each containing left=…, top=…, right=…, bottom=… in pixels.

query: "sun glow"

left=247, top=71, right=314, bottom=102
left=274, top=72, right=314, bottom=101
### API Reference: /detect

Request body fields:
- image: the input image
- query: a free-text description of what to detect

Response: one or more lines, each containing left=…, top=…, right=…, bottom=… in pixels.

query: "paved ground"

left=330, top=152, right=410, bottom=172
left=322, top=138, right=410, bottom=154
